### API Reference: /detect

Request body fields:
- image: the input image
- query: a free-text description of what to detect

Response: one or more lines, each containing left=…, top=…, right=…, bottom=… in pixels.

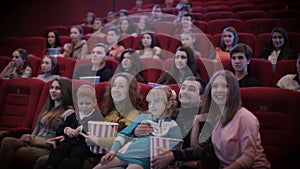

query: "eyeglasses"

left=231, top=55, right=245, bottom=60
left=272, top=36, right=283, bottom=39
left=175, top=55, right=187, bottom=59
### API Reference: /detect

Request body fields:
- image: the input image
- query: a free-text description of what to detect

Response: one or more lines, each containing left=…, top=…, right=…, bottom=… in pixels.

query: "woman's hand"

left=153, top=46, right=161, bottom=55
left=100, top=150, right=116, bottom=165
left=7, top=61, right=15, bottom=69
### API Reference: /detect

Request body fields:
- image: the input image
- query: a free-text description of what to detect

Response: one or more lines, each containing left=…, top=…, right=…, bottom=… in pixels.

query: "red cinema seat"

left=140, top=58, right=163, bottom=83
left=192, top=13, right=204, bottom=21
left=46, top=25, right=69, bottom=36
left=207, top=19, right=244, bottom=35
left=254, top=33, right=269, bottom=58
left=0, top=55, right=12, bottom=73
left=203, top=11, right=235, bottom=21
left=283, top=18, right=300, bottom=32
left=119, top=34, right=135, bottom=49
left=240, top=87, right=300, bottom=169
left=273, top=59, right=297, bottom=87
left=0, top=78, right=45, bottom=136
left=235, top=10, right=267, bottom=21
left=22, top=36, right=47, bottom=57
left=204, top=5, right=230, bottom=12
left=0, top=37, right=23, bottom=56
left=193, top=21, right=207, bottom=33
left=230, top=3, right=257, bottom=12
left=266, top=9, right=300, bottom=20
left=59, top=35, right=71, bottom=46
left=56, top=57, right=76, bottom=78
left=203, top=1, right=227, bottom=6
left=195, top=58, right=216, bottom=84
left=220, top=58, right=273, bottom=87
left=258, top=2, right=287, bottom=11
left=287, top=32, right=300, bottom=57
left=28, top=56, right=42, bottom=77
left=243, top=18, right=283, bottom=35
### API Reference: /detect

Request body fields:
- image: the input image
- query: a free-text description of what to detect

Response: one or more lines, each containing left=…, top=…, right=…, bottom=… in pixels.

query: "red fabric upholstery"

left=258, top=2, right=287, bottom=11
left=22, top=36, right=47, bottom=57
left=46, top=25, right=69, bottom=36
left=204, top=5, right=230, bottom=12
left=193, top=21, right=207, bottom=33
left=0, top=78, right=45, bottom=134
left=0, top=37, right=23, bottom=56
left=207, top=19, right=244, bottom=35
left=243, top=18, right=283, bottom=34
left=220, top=58, right=273, bottom=86
left=234, top=10, right=267, bottom=21
left=254, top=33, right=270, bottom=58
left=266, top=9, right=300, bottom=20
left=273, top=59, right=297, bottom=87
left=283, top=17, right=300, bottom=32
left=56, top=57, right=76, bottom=78
left=28, top=56, right=42, bottom=77
left=203, top=11, right=234, bottom=21
left=0, top=55, right=12, bottom=73
left=230, top=3, right=258, bottom=12
left=240, top=87, right=300, bottom=169
left=140, top=58, right=163, bottom=83
left=59, top=35, right=72, bottom=46
left=195, top=58, right=216, bottom=84
left=286, top=32, right=300, bottom=57
left=119, top=34, right=135, bottom=49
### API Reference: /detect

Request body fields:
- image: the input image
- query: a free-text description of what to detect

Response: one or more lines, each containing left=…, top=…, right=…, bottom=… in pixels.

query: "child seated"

left=94, top=86, right=182, bottom=169
left=45, top=84, right=104, bottom=169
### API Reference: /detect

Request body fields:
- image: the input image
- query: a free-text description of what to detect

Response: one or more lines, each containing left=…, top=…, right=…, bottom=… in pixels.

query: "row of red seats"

left=46, top=17, right=299, bottom=36
left=1, top=30, right=299, bottom=59
left=0, top=55, right=297, bottom=87
left=129, top=1, right=300, bottom=14
left=0, top=77, right=299, bottom=169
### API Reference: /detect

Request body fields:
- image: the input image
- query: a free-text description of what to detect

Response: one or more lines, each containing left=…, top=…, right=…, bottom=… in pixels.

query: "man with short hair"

left=230, top=43, right=261, bottom=87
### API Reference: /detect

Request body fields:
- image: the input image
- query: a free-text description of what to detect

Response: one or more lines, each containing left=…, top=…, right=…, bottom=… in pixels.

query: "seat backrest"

left=283, top=18, right=300, bottom=32
left=0, top=37, right=23, bottom=56
left=46, top=25, right=69, bottom=36
left=254, top=33, right=270, bottom=58
left=0, top=55, right=12, bottom=73
left=28, top=56, right=42, bottom=77
left=207, top=19, right=244, bottom=35
left=243, top=18, right=283, bottom=34
left=235, top=10, right=267, bottom=21
left=230, top=3, right=258, bottom=12
left=56, top=57, right=76, bottom=78
left=273, top=59, right=297, bottom=87
left=266, top=9, right=300, bottom=20
left=203, top=11, right=235, bottom=21
left=195, top=58, right=216, bottom=84
left=140, top=58, right=163, bottom=83
left=0, top=78, right=45, bottom=133
left=240, top=87, right=300, bottom=169
left=22, top=36, right=47, bottom=57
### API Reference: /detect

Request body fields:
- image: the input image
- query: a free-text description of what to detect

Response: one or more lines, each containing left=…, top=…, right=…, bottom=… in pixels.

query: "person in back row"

left=157, top=46, right=200, bottom=84
left=36, top=55, right=60, bottom=82
left=259, top=27, right=295, bottom=70
left=0, top=48, right=32, bottom=78
left=230, top=43, right=260, bottom=87
left=277, top=54, right=300, bottom=91
left=73, top=43, right=113, bottom=83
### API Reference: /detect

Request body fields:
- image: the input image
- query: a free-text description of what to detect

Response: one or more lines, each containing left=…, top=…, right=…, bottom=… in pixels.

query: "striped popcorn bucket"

left=150, top=137, right=183, bottom=169
left=88, top=121, right=119, bottom=154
